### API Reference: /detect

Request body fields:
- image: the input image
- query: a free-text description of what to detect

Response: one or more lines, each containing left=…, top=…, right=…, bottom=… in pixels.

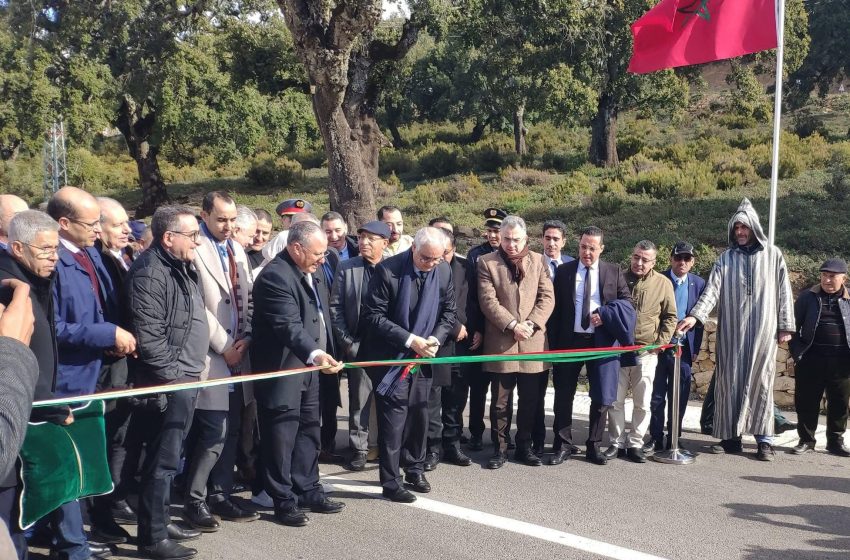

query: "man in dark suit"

left=646, top=242, right=705, bottom=452
left=359, top=227, right=456, bottom=503
left=250, top=220, right=345, bottom=527
left=322, top=211, right=359, bottom=261
left=423, top=218, right=474, bottom=471
left=549, top=226, right=634, bottom=466
left=329, top=220, right=390, bottom=471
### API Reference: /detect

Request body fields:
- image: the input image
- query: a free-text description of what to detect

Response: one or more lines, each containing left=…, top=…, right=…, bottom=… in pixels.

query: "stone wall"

left=690, top=318, right=797, bottom=407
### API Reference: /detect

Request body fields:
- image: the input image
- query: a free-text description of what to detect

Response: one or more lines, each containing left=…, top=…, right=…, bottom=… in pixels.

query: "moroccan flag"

left=628, top=0, right=778, bottom=74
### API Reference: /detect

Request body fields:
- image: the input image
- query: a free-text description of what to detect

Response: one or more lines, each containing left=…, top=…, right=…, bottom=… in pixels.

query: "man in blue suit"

left=47, top=186, right=138, bottom=556
left=646, top=242, right=705, bottom=452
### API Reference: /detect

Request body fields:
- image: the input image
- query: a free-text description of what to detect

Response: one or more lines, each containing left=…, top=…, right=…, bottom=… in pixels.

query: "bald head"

left=0, top=194, right=28, bottom=243
left=47, top=186, right=102, bottom=248
left=98, top=197, right=131, bottom=251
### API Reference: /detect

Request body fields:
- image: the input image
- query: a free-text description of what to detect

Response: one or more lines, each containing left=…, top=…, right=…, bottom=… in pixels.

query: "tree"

left=787, top=0, right=842, bottom=106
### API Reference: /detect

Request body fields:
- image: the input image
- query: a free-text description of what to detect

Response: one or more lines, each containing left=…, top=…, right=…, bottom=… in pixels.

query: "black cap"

left=671, top=241, right=694, bottom=257
left=275, top=198, right=312, bottom=216
left=484, top=208, right=508, bottom=229
left=820, top=258, right=848, bottom=274
left=357, top=220, right=391, bottom=240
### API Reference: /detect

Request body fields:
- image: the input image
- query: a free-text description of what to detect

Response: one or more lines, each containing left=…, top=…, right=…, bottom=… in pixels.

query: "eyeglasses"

left=168, top=230, right=201, bottom=242
left=417, top=254, right=443, bottom=264
left=69, top=218, right=101, bottom=231
left=673, top=255, right=693, bottom=262
left=631, top=255, right=656, bottom=264
left=20, top=242, right=59, bottom=259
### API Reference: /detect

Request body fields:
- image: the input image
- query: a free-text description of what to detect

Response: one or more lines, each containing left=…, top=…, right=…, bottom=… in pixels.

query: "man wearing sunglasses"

left=645, top=242, right=705, bottom=454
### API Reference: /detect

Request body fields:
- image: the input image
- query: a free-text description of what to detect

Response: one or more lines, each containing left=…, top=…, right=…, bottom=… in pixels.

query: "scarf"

left=498, top=245, right=529, bottom=282
left=376, top=253, right=441, bottom=396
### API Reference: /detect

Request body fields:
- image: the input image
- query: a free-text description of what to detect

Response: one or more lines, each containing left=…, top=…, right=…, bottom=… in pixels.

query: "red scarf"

left=498, top=245, right=529, bottom=283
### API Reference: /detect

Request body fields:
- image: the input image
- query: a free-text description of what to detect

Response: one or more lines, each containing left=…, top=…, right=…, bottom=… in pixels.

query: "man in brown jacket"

left=607, top=240, right=677, bottom=463
left=478, top=215, right=554, bottom=469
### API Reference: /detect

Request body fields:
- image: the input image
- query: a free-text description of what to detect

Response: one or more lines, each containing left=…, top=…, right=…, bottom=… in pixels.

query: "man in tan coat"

left=478, top=215, right=554, bottom=469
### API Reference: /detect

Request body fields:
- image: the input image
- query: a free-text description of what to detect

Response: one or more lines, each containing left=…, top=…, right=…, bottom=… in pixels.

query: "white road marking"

left=323, top=477, right=668, bottom=560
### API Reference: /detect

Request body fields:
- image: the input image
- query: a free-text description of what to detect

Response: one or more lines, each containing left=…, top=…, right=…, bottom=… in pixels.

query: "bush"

left=380, top=149, right=417, bottom=176
left=825, top=167, right=850, bottom=201
left=67, top=147, right=137, bottom=194
left=616, top=134, right=645, bottom=161
left=291, top=148, right=327, bottom=169
left=466, top=137, right=519, bottom=172
left=622, top=153, right=657, bottom=175
left=747, top=143, right=804, bottom=180
left=441, top=173, right=487, bottom=203
left=710, top=152, right=757, bottom=190
left=246, top=155, right=304, bottom=187
left=417, top=143, right=465, bottom=178
left=589, top=192, right=624, bottom=215
left=539, top=150, right=583, bottom=172
left=625, top=165, right=682, bottom=199
left=678, top=161, right=716, bottom=198
left=407, top=182, right=440, bottom=213
left=551, top=172, right=593, bottom=206
left=793, top=111, right=830, bottom=139
left=500, top=167, right=553, bottom=187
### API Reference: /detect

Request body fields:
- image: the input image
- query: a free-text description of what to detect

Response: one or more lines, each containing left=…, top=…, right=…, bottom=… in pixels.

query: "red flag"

left=628, top=0, right=777, bottom=74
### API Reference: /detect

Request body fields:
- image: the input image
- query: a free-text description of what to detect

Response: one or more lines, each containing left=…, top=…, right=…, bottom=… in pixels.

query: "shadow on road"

left=739, top=474, right=850, bottom=495
left=725, top=502, right=850, bottom=554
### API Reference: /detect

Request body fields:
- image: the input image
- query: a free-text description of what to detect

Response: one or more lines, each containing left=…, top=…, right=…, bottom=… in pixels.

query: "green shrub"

left=551, top=172, right=593, bottom=206
left=441, top=173, right=487, bottom=203
left=625, top=165, right=682, bottom=199
left=246, top=155, right=304, bottom=187
left=678, top=161, right=716, bottom=198
left=710, top=152, right=757, bottom=189
left=0, top=156, right=43, bottom=201
left=598, top=178, right=626, bottom=196
left=466, top=137, right=519, bottom=172
left=67, top=147, right=137, bottom=194
left=589, top=192, right=625, bottom=215
left=500, top=167, right=553, bottom=187
left=496, top=189, right=533, bottom=214
left=381, top=149, right=417, bottom=176
left=417, top=143, right=465, bottom=178
left=539, top=150, right=583, bottom=172
left=616, top=134, right=645, bottom=161
left=728, top=130, right=770, bottom=150
left=825, top=167, right=850, bottom=201
left=407, top=181, right=440, bottom=213
left=622, top=153, right=657, bottom=175
left=792, top=111, right=830, bottom=139
left=291, top=148, right=327, bottom=169
left=747, top=143, right=804, bottom=180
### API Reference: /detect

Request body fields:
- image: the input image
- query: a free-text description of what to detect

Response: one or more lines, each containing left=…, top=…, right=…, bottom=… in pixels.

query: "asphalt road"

left=31, top=382, right=850, bottom=560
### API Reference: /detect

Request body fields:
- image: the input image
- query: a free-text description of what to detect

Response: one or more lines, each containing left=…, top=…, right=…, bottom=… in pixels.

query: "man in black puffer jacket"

left=123, top=206, right=209, bottom=560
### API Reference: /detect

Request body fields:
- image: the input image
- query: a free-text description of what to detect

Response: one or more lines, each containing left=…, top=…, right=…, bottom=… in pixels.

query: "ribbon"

left=33, top=344, right=668, bottom=408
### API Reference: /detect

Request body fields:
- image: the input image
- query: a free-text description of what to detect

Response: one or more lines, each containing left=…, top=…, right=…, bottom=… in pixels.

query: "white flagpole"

left=768, top=0, right=786, bottom=245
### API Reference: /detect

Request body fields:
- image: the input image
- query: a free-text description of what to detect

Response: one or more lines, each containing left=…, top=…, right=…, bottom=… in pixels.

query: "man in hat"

left=465, top=207, right=509, bottom=451
left=645, top=242, right=705, bottom=453
left=378, top=205, right=414, bottom=257
left=678, top=198, right=795, bottom=461
left=329, top=220, right=390, bottom=471
left=789, top=258, right=850, bottom=457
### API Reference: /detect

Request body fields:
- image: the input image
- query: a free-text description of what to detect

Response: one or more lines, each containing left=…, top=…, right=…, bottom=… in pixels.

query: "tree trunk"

left=469, top=118, right=486, bottom=144
left=116, top=95, right=168, bottom=217
left=387, top=116, right=407, bottom=149
left=513, top=105, right=527, bottom=156
left=589, top=93, right=619, bottom=167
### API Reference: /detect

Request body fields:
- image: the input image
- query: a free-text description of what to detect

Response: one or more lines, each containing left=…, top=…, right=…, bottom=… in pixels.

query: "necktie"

left=580, top=266, right=591, bottom=330
left=550, top=260, right=557, bottom=279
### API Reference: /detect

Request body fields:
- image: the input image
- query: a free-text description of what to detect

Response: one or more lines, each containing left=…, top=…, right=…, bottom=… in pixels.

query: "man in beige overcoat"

left=478, top=215, right=554, bottom=469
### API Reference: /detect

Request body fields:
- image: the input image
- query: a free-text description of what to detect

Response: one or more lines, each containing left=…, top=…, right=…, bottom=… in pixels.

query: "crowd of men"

left=0, top=189, right=848, bottom=560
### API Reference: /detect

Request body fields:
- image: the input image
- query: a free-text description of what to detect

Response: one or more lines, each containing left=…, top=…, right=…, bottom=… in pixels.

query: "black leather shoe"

left=708, top=438, right=743, bottom=454
left=487, top=451, right=508, bottom=469
left=424, top=452, right=440, bottom=472
left=138, top=538, right=197, bottom=560
left=209, top=498, right=260, bottom=522
left=532, top=443, right=544, bottom=456
left=641, top=439, right=658, bottom=454
left=318, top=450, right=345, bottom=463
left=346, top=451, right=367, bottom=471
left=515, top=447, right=542, bottom=466
left=548, top=449, right=571, bottom=466
left=308, top=496, right=345, bottom=514
left=90, top=519, right=131, bottom=545
left=404, top=472, right=432, bottom=493
left=586, top=448, right=608, bottom=466
left=826, top=440, right=850, bottom=457
left=442, top=448, right=473, bottom=466
left=627, top=447, right=647, bottom=463
left=274, top=507, right=309, bottom=527
left=166, top=523, right=201, bottom=542
left=756, top=442, right=775, bottom=461
left=382, top=487, right=417, bottom=503
left=110, top=499, right=138, bottom=525
left=468, top=435, right=484, bottom=451
left=181, top=500, right=220, bottom=532
left=602, top=445, right=621, bottom=460
left=775, top=421, right=797, bottom=434
left=791, top=441, right=815, bottom=455
left=87, top=542, right=113, bottom=559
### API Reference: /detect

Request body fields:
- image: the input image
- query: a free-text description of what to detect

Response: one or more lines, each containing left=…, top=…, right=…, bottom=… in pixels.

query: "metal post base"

left=652, top=448, right=696, bottom=465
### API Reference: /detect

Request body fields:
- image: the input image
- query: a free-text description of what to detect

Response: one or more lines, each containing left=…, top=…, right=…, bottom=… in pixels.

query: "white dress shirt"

left=574, top=260, right=601, bottom=334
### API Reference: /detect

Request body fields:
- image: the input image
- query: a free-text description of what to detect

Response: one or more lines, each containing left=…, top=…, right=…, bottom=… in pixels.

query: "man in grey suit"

left=330, top=221, right=390, bottom=471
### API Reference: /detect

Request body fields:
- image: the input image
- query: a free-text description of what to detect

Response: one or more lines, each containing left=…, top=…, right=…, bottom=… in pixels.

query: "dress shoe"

left=548, top=449, right=571, bottom=466
left=641, top=439, right=660, bottom=454
left=442, top=448, right=472, bottom=466
left=87, top=542, right=114, bottom=559
left=775, top=421, right=797, bottom=434
left=756, top=442, right=775, bottom=461
left=602, top=445, right=622, bottom=460
left=467, top=435, right=484, bottom=451
left=791, top=441, right=815, bottom=455
left=346, top=451, right=367, bottom=471
left=366, top=447, right=380, bottom=461
left=626, top=447, right=647, bottom=463
left=424, top=452, right=440, bottom=471
left=586, top=448, right=608, bottom=466
left=318, top=450, right=345, bottom=463
left=90, top=519, right=131, bottom=545
left=532, top=443, right=544, bottom=456
left=274, top=507, right=309, bottom=527
left=166, top=523, right=201, bottom=542
left=138, top=538, right=196, bottom=560
left=181, top=500, right=220, bottom=532
left=209, top=497, right=260, bottom=522
left=307, top=496, right=345, bottom=514
left=110, top=499, right=138, bottom=525
left=487, top=451, right=508, bottom=469
left=515, top=447, right=542, bottom=466
left=382, top=487, right=417, bottom=503
left=230, top=481, right=249, bottom=494
left=460, top=433, right=469, bottom=444
left=826, top=440, right=850, bottom=457
left=404, top=472, right=432, bottom=493
left=708, top=438, right=743, bottom=454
